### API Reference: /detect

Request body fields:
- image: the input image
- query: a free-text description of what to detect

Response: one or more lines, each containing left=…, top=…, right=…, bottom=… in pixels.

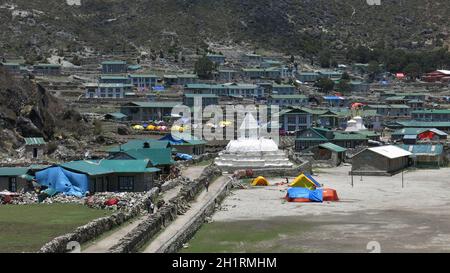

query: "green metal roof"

left=319, top=143, right=347, bottom=153
left=107, top=140, right=171, bottom=153
left=333, top=132, right=368, bottom=141
left=184, top=94, right=218, bottom=98
left=412, top=109, right=450, bottom=114
left=399, top=144, right=444, bottom=155
left=272, top=84, right=295, bottom=88
left=397, top=121, right=450, bottom=128
left=392, top=128, right=429, bottom=136
left=115, top=148, right=174, bottom=166
left=270, top=95, right=307, bottom=99
left=385, top=96, right=406, bottom=101
left=61, top=159, right=160, bottom=176
left=100, top=75, right=129, bottom=80
left=34, top=64, right=61, bottom=68
left=0, top=167, right=29, bottom=177
left=24, top=137, right=46, bottom=145
left=126, top=101, right=181, bottom=108
left=129, top=74, right=158, bottom=78
left=102, top=61, right=126, bottom=65
left=390, top=104, right=410, bottom=109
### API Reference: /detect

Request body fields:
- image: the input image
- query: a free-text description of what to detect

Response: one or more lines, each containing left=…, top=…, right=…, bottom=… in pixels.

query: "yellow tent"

left=146, top=125, right=156, bottom=131
left=251, top=176, right=270, bottom=186
left=289, top=174, right=319, bottom=190
left=132, top=125, right=144, bottom=130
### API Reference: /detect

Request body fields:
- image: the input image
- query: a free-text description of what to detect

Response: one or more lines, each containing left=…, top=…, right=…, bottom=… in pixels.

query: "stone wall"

left=157, top=177, right=232, bottom=253
left=38, top=188, right=160, bottom=253
left=109, top=164, right=222, bottom=253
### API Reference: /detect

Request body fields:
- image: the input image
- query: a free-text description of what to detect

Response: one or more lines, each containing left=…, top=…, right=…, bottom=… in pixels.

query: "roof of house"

left=184, top=94, right=218, bottom=98
left=318, top=143, right=347, bottom=153
left=98, top=83, right=133, bottom=88
left=397, top=121, right=450, bottom=128
left=392, top=128, right=429, bottom=136
left=106, top=140, right=171, bottom=152
left=102, top=61, right=127, bottom=65
left=128, top=74, right=158, bottom=78
left=114, top=148, right=174, bottom=166
left=100, top=75, right=128, bottom=80
left=0, top=167, right=29, bottom=177
left=34, top=63, right=61, bottom=68
left=61, top=159, right=160, bottom=176
left=105, top=112, right=127, bottom=119
left=269, top=95, right=308, bottom=99
left=125, top=101, right=181, bottom=108
left=24, top=137, right=46, bottom=145
left=412, top=109, right=450, bottom=114
left=366, top=145, right=412, bottom=159
left=399, top=144, right=444, bottom=155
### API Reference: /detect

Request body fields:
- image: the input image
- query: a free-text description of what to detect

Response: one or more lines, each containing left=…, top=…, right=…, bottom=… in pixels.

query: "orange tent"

left=323, top=188, right=339, bottom=202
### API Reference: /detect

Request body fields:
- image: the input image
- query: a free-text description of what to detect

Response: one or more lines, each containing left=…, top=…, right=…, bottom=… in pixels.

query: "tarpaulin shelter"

left=289, top=174, right=321, bottom=190
left=35, top=167, right=89, bottom=198
left=323, top=188, right=339, bottom=201
left=251, top=176, right=269, bottom=186
left=160, top=134, right=186, bottom=145
left=176, top=153, right=193, bottom=161
left=286, top=187, right=323, bottom=202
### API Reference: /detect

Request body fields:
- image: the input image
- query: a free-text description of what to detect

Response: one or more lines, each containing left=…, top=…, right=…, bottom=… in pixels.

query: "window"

left=9, top=177, right=17, bottom=192
left=118, top=176, right=135, bottom=192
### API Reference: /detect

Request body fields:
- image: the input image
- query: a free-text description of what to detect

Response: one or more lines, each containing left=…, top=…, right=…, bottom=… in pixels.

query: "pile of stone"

left=8, top=191, right=148, bottom=212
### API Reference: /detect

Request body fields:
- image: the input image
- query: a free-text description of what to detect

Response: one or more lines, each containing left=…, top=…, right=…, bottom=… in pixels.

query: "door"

left=9, top=177, right=17, bottom=192
left=33, top=148, right=38, bottom=158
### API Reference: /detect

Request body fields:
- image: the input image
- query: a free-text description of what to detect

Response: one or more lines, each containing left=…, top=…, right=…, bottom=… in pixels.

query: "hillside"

left=1, top=0, right=449, bottom=61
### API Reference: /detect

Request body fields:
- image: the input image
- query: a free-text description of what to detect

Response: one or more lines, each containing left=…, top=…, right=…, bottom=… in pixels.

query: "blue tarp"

left=153, top=86, right=165, bottom=91
left=287, top=187, right=323, bottom=202
left=159, top=134, right=185, bottom=145
left=176, top=153, right=193, bottom=161
left=35, top=167, right=89, bottom=198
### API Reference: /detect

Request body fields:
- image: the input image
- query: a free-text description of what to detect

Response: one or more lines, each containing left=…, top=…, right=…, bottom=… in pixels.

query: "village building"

left=412, top=109, right=450, bottom=122
left=242, top=53, right=263, bottom=64
left=33, top=64, right=61, bottom=75
left=128, top=74, right=159, bottom=89
left=183, top=94, right=219, bottom=108
left=108, top=147, right=174, bottom=174
left=308, top=142, right=347, bottom=167
left=217, top=69, right=239, bottom=81
left=184, top=83, right=263, bottom=98
left=268, top=95, right=309, bottom=107
left=349, top=81, right=370, bottom=93
left=391, top=128, right=448, bottom=144
left=84, top=83, right=133, bottom=99
left=297, top=72, right=321, bottom=83
left=101, top=61, right=127, bottom=74
left=0, top=62, right=22, bottom=74
left=391, top=121, right=450, bottom=133
left=323, top=96, right=348, bottom=107
left=295, top=127, right=369, bottom=151
left=271, top=84, right=297, bottom=95
left=350, top=145, right=412, bottom=176
left=24, top=137, right=46, bottom=159
left=99, top=75, right=130, bottom=84
left=365, top=104, right=411, bottom=117
left=207, top=54, right=226, bottom=64
left=104, top=112, right=128, bottom=121
left=120, top=101, right=181, bottom=121
left=60, top=160, right=160, bottom=193
left=0, top=167, right=29, bottom=192
left=399, top=144, right=445, bottom=168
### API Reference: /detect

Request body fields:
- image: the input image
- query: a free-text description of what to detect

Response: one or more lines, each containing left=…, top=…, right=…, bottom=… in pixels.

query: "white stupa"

left=215, top=113, right=293, bottom=172
left=345, top=116, right=367, bottom=132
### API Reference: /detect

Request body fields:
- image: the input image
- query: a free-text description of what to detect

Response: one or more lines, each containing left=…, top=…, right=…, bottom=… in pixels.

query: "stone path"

left=81, top=164, right=207, bottom=253
left=142, top=175, right=228, bottom=253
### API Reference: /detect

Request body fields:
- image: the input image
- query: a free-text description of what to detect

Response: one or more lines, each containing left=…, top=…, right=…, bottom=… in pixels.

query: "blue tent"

left=35, top=167, right=89, bottom=198
left=176, top=153, right=193, bottom=161
left=159, top=134, right=185, bottom=145
left=287, top=187, right=323, bottom=202
left=304, top=174, right=321, bottom=187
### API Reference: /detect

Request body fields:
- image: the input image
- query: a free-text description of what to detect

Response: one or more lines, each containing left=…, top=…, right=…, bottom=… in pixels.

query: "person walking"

left=205, top=180, right=210, bottom=192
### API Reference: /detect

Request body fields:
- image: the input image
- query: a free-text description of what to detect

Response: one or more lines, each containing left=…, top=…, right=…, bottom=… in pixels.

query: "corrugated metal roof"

left=114, top=148, right=174, bottom=166
left=319, top=143, right=347, bottom=153
left=61, top=159, right=160, bottom=176
left=399, top=144, right=444, bottom=155
left=107, top=140, right=171, bottom=153
left=0, top=167, right=29, bottom=177
left=24, top=138, right=46, bottom=145
left=368, top=145, right=412, bottom=159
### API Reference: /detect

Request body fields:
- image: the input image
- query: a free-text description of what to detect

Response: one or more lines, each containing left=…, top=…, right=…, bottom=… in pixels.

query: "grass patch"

left=0, top=204, right=113, bottom=253
left=181, top=217, right=313, bottom=253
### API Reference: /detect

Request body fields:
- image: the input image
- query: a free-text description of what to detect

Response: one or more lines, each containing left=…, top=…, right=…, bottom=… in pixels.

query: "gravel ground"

left=206, top=166, right=450, bottom=252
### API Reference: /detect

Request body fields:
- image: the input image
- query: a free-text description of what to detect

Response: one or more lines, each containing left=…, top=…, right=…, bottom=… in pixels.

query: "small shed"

left=24, top=137, right=46, bottom=159
left=351, top=145, right=412, bottom=176
left=400, top=144, right=445, bottom=168
left=0, top=167, right=29, bottom=192
left=105, top=112, right=128, bottom=121
left=313, top=143, right=347, bottom=166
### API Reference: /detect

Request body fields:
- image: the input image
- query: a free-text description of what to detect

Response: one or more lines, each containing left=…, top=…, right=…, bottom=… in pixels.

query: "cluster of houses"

left=1, top=61, right=62, bottom=75
left=0, top=134, right=206, bottom=194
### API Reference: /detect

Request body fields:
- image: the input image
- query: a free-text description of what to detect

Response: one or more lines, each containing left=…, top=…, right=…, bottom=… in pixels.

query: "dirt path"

left=142, top=175, right=228, bottom=253
left=181, top=165, right=207, bottom=181
left=82, top=186, right=181, bottom=253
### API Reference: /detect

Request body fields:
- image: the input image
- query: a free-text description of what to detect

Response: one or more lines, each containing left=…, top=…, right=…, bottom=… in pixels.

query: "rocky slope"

left=0, top=0, right=449, bottom=60
left=0, top=68, right=88, bottom=156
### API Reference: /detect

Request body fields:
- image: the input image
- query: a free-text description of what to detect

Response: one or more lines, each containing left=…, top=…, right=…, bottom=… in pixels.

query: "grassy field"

left=181, top=217, right=313, bottom=253
left=0, top=204, right=113, bottom=253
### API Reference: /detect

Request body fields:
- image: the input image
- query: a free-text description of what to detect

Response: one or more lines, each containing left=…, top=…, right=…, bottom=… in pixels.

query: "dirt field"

left=184, top=167, right=450, bottom=253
